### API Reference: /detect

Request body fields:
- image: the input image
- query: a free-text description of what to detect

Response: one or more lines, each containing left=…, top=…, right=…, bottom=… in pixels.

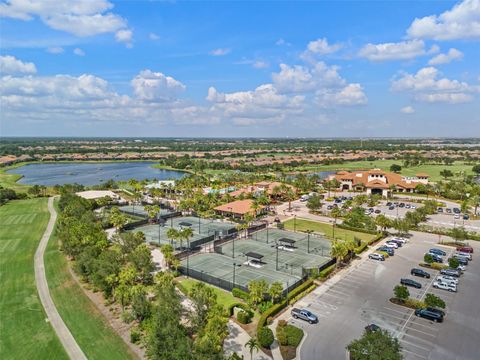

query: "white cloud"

left=0, top=55, right=36, bottom=74
left=428, top=48, right=463, bottom=65
left=206, top=84, right=304, bottom=124
left=209, top=48, right=231, bottom=56
left=391, top=66, right=479, bottom=103
left=276, top=38, right=291, bottom=46
left=253, top=61, right=269, bottom=69
left=73, top=48, right=85, bottom=56
left=115, top=29, right=133, bottom=46
left=149, top=32, right=160, bottom=40
left=47, top=47, right=64, bottom=54
left=407, top=0, right=480, bottom=40
left=305, top=38, right=342, bottom=55
left=0, top=0, right=132, bottom=41
left=131, top=69, right=186, bottom=101
left=358, top=40, right=438, bottom=61
left=401, top=106, right=415, bottom=114
left=317, top=83, right=368, bottom=106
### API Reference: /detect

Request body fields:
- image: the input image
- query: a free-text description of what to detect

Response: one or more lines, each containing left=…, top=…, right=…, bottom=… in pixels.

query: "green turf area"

left=0, top=164, right=30, bottom=192
left=283, top=218, right=376, bottom=243
left=300, top=160, right=474, bottom=182
left=177, top=277, right=240, bottom=309
left=44, top=200, right=135, bottom=360
left=0, top=198, right=68, bottom=360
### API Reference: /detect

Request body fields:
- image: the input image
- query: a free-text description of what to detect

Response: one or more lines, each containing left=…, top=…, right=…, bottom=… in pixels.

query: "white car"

left=278, top=245, right=295, bottom=252
left=455, top=265, right=466, bottom=272
left=368, top=253, right=385, bottom=261
left=436, top=275, right=459, bottom=285
left=244, top=259, right=263, bottom=268
left=433, top=281, right=457, bottom=292
left=391, top=237, right=407, bottom=244
left=411, top=205, right=417, bottom=209
left=454, top=214, right=460, bottom=219
left=385, top=242, right=398, bottom=249
left=455, top=252, right=472, bottom=260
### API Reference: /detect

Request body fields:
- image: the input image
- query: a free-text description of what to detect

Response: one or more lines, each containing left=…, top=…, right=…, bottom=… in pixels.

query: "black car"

left=365, top=324, right=380, bottom=332
left=446, top=208, right=452, bottom=213
left=429, top=248, right=447, bottom=256
left=426, top=307, right=446, bottom=317
left=430, top=254, right=443, bottom=263
left=386, top=202, right=392, bottom=206
left=415, top=308, right=443, bottom=322
left=440, top=269, right=461, bottom=277
left=377, top=246, right=394, bottom=256
left=437, top=207, right=444, bottom=213
left=411, top=268, right=431, bottom=278
left=400, top=278, right=422, bottom=289
left=453, top=208, right=461, bottom=214
left=388, top=205, right=395, bottom=210
left=399, top=203, right=405, bottom=208
left=463, top=214, right=469, bottom=220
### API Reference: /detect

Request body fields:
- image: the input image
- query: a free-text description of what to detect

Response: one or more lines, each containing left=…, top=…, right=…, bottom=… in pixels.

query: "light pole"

left=307, top=230, right=312, bottom=254
left=294, top=215, right=297, bottom=232
left=232, top=263, right=241, bottom=289
left=198, top=216, right=201, bottom=234
left=186, top=238, right=190, bottom=276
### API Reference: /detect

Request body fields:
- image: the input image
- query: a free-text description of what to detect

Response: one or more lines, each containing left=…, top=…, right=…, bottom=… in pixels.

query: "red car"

left=457, top=246, right=474, bottom=254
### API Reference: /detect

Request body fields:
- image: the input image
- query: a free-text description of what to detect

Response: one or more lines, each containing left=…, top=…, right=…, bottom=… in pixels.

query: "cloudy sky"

left=1, top=0, right=479, bottom=137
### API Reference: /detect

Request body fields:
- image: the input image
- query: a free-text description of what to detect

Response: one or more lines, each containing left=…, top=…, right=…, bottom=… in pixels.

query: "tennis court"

left=181, top=252, right=300, bottom=292
left=119, top=205, right=174, bottom=218
left=167, top=216, right=237, bottom=237
left=249, top=228, right=331, bottom=257
left=129, top=223, right=209, bottom=249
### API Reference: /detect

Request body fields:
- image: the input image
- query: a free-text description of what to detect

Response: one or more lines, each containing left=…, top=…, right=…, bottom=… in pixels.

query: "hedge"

left=319, top=263, right=336, bottom=279
left=257, top=279, right=314, bottom=332
left=284, top=325, right=304, bottom=347
left=227, top=302, right=250, bottom=316
left=175, top=281, right=188, bottom=295
left=336, top=223, right=378, bottom=235
left=237, top=310, right=253, bottom=324
left=354, top=242, right=368, bottom=254
left=419, top=262, right=448, bottom=271
left=232, top=287, right=249, bottom=301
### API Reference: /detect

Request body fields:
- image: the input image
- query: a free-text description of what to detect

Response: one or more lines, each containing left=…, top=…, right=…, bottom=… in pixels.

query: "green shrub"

left=319, top=264, right=335, bottom=279
left=257, top=326, right=274, bottom=348
left=130, top=329, right=141, bottom=344
left=420, top=262, right=448, bottom=271
left=175, top=281, right=188, bottom=295
left=276, top=321, right=288, bottom=346
left=376, top=250, right=389, bottom=258
left=232, top=287, right=249, bottom=301
left=258, top=301, right=273, bottom=314
left=284, top=325, right=304, bottom=347
left=404, top=298, right=426, bottom=309
left=354, top=242, right=368, bottom=254
left=237, top=310, right=253, bottom=324
left=227, top=302, right=250, bottom=316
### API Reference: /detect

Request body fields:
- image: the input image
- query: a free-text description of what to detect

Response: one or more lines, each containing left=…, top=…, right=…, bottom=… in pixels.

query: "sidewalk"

left=224, top=320, right=272, bottom=360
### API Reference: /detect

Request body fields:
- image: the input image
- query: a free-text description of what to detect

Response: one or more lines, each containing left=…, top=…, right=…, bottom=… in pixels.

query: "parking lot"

left=281, top=231, right=480, bottom=360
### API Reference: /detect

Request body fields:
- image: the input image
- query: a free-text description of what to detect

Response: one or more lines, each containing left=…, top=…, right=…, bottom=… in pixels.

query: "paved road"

left=282, top=231, right=480, bottom=360
left=34, top=197, right=87, bottom=360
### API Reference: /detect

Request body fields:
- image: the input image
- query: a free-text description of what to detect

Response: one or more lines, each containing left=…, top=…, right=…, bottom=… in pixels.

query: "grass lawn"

left=0, top=164, right=30, bottom=192
left=44, top=200, right=136, bottom=360
left=299, top=160, right=474, bottom=182
left=283, top=218, right=376, bottom=244
left=177, top=277, right=240, bottom=309
left=0, top=198, right=68, bottom=360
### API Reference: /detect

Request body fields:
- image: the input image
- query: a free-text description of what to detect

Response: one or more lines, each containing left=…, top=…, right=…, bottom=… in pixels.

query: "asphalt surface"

left=284, top=231, right=480, bottom=360
left=34, top=197, right=87, bottom=360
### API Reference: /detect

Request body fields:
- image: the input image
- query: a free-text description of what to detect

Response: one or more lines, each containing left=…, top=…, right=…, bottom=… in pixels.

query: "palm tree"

left=179, top=227, right=193, bottom=250
left=375, top=214, right=391, bottom=232
left=166, top=228, right=179, bottom=247
left=330, top=240, right=348, bottom=267
left=244, top=338, right=259, bottom=360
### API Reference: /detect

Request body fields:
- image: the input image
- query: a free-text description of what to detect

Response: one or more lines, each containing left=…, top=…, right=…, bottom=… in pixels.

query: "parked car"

left=385, top=242, right=399, bottom=249
left=411, top=205, right=417, bottom=209
left=446, top=208, right=452, bottom=214
left=437, top=207, right=444, bottom=213
left=433, top=281, right=457, bottom=292
left=453, top=264, right=466, bottom=272
left=386, top=202, right=392, bottom=206
left=388, top=205, right=395, bottom=210
left=365, top=324, right=380, bottom=332
left=377, top=246, right=394, bottom=256
left=451, top=256, right=468, bottom=265
left=454, top=214, right=460, bottom=219
left=399, top=203, right=405, bottom=208
left=327, top=205, right=333, bottom=210
left=453, top=208, right=461, bottom=214
left=463, top=214, right=469, bottom=220
left=388, top=239, right=403, bottom=247
left=411, top=268, right=430, bottom=278
left=400, top=278, right=422, bottom=289
left=429, top=248, right=447, bottom=256
left=426, top=307, right=446, bottom=317
left=369, top=253, right=385, bottom=261
left=391, top=237, right=407, bottom=244
left=415, top=308, right=444, bottom=323
left=405, top=204, right=411, bottom=209
left=436, top=275, right=459, bottom=285
left=455, top=252, right=472, bottom=260
left=300, top=195, right=310, bottom=202
left=457, top=246, right=473, bottom=253
left=440, top=269, right=461, bottom=277
left=427, top=253, right=444, bottom=263
left=291, top=308, right=318, bottom=324
left=374, top=209, right=381, bottom=214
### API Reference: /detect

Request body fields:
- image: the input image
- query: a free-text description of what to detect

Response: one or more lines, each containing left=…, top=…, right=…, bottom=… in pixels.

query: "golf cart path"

left=34, top=197, right=87, bottom=360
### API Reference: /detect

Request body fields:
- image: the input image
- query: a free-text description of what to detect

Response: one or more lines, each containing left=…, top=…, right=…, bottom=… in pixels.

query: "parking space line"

left=408, top=319, right=440, bottom=332
left=404, top=326, right=436, bottom=338
left=325, top=288, right=350, bottom=296
left=402, top=333, right=434, bottom=348
left=383, top=306, right=412, bottom=316
left=320, top=292, right=344, bottom=301
left=378, top=310, right=410, bottom=323
left=399, top=338, right=432, bottom=353
left=402, top=348, right=428, bottom=360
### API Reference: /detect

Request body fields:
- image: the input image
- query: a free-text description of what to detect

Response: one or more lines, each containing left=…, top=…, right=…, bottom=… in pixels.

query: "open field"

left=0, top=198, right=67, bottom=360
left=45, top=200, right=135, bottom=360
left=177, top=277, right=240, bottom=309
left=300, top=160, right=475, bottom=182
left=283, top=218, right=376, bottom=244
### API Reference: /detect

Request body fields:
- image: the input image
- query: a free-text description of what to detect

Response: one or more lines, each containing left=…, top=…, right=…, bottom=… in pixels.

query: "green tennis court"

left=119, top=205, right=174, bottom=218
left=167, top=216, right=237, bottom=236
left=129, top=223, right=208, bottom=249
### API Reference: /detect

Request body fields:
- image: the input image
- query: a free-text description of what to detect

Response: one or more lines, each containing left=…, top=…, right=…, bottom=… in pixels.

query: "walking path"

left=224, top=320, right=272, bottom=360
left=34, top=197, right=87, bottom=360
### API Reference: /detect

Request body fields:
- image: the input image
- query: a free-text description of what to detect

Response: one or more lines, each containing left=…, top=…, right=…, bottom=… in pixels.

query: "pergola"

left=245, top=251, right=264, bottom=263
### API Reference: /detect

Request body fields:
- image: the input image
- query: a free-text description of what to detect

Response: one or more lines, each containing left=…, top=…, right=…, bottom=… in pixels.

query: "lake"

left=8, top=162, right=186, bottom=186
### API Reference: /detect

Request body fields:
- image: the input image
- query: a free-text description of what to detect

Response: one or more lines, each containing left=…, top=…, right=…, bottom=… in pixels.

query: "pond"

left=8, top=162, right=186, bottom=186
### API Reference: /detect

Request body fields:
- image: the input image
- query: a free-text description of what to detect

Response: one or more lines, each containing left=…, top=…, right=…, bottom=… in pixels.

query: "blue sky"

left=1, top=0, right=479, bottom=137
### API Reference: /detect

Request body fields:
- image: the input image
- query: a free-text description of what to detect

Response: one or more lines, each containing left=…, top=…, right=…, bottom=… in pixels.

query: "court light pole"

left=232, top=263, right=241, bottom=289
left=276, top=241, right=279, bottom=270
left=294, top=215, right=297, bottom=232
left=198, top=216, right=201, bottom=233
left=307, top=230, right=312, bottom=254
